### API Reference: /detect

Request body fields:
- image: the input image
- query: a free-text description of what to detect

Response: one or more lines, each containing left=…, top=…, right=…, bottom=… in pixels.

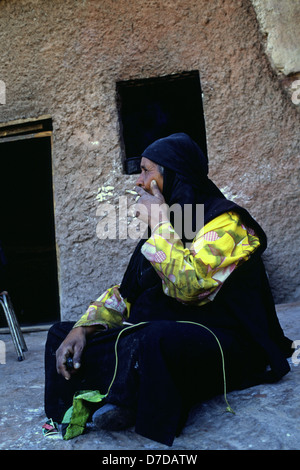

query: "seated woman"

left=44, top=133, right=293, bottom=447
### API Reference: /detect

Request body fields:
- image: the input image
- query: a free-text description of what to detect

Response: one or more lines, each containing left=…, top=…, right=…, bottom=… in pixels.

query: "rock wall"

left=251, top=0, right=300, bottom=104
left=0, top=0, right=299, bottom=320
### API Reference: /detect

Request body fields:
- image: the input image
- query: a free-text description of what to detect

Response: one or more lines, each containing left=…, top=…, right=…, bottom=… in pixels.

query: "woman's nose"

left=135, top=173, right=143, bottom=187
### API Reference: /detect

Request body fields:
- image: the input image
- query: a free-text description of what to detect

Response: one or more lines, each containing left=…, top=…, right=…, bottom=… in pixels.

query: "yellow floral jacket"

left=74, top=211, right=260, bottom=330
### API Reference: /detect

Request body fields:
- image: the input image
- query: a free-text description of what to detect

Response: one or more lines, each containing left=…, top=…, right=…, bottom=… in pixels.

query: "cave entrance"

left=0, top=117, right=60, bottom=326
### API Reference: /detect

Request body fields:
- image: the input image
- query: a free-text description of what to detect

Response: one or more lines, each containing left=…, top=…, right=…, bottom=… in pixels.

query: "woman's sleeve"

left=141, top=211, right=261, bottom=305
left=73, top=285, right=131, bottom=330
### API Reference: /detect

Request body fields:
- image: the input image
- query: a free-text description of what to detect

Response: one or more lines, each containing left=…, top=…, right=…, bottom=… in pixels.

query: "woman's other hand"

left=55, top=326, right=95, bottom=380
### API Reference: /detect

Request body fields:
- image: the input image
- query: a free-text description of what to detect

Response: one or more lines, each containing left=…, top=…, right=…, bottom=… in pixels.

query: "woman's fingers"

left=150, top=180, right=164, bottom=200
left=56, top=344, right=72, bottom=380
left=56, top=327, right=87, bottom=380
left=133, top=182, right=169, bottom=228
left=135, top=181, right=165, bottom=205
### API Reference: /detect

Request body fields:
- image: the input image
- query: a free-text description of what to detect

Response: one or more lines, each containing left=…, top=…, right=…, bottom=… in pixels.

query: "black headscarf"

left=120, top=133, right=266, bottom=303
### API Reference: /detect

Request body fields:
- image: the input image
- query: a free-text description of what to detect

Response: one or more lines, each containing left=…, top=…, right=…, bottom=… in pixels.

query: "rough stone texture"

left=250, top=0, right=300, bottom=109
left=251, top=0, right=300, bottom=75
left=0, top=0, right=299, bottom=321
left=0, top=302, right=299, bottom=450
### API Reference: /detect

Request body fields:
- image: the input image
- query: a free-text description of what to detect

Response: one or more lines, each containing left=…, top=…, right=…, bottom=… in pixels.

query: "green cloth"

left=61, top=390, right=106, bottom=440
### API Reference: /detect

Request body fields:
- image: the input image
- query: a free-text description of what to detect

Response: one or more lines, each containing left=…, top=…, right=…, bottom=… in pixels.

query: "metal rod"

left=3, top=294, right=27, bottom=352
left=0, top=292, right=27, bottom=361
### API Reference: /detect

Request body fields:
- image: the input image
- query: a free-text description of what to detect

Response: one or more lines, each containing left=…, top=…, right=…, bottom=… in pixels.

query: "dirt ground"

left=0, top=302, right=300, bottom=451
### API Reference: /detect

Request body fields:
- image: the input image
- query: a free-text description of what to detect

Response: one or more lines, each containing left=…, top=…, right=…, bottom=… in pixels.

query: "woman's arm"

left=141, top=212, right=261, bottom=305
left=73, top=285, right=131, bottom=330
left=56, top=286, right=131, bottom=379
left=134, top=180, right=260, bottom=305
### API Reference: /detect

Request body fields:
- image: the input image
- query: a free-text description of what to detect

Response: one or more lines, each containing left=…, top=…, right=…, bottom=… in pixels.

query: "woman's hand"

left=135, top=180, right=169, bottom=230
left=56, top=326, right=96, bottom=380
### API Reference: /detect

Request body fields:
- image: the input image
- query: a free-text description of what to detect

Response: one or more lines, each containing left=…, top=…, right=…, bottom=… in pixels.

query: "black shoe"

left=92, top=403, right=135, bottom=431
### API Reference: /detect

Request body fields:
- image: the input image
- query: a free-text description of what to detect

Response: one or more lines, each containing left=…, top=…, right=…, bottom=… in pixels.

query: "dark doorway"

left=117, top=71, right=207, bottom=174
left=0, top=135, right=60, bottom=326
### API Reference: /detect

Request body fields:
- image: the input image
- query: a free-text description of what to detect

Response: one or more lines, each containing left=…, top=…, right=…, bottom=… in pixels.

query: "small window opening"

left=0, top=117, right=60, bottom=327
left=117, top=71, right=207, bottom=174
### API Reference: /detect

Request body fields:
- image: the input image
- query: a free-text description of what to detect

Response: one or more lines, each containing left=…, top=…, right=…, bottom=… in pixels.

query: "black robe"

left=44, top=134, right=293, bottom=446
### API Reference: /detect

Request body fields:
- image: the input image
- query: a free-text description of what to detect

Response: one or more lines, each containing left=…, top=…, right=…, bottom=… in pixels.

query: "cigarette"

left=125, top=189, right=138, bottom=195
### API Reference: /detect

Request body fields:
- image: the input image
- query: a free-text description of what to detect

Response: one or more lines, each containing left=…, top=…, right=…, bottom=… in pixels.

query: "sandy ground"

left=0, top=302, right=299, bottom=451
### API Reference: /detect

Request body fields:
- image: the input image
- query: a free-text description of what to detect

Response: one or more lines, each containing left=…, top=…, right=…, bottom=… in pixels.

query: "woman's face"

left=135, top=157, right=163, bottom=194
